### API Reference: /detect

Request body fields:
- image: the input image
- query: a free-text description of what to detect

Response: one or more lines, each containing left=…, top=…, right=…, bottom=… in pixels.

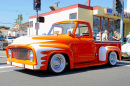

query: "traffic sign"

left=35, top=23, right=39, bottom=30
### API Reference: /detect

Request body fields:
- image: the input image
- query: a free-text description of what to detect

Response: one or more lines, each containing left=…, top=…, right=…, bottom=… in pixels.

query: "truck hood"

left=12, top=35, right=71, bottom=45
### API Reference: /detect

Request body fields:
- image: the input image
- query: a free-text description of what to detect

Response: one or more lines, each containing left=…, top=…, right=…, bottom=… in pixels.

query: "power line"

left=0, top=22, right=14, bottom=25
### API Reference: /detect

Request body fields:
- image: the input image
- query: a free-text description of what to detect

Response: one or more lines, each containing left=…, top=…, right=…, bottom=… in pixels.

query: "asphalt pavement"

left=0, top=50, right=130, bottom=86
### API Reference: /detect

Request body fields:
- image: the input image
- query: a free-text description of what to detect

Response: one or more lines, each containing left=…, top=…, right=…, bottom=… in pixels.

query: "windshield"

left=48, top=23, right=75, bottom=35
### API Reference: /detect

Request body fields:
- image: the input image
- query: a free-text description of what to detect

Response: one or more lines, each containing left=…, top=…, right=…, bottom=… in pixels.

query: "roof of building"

left=0, top=28, right=8, bottom=31
left=9, top=28, right=27, bottom=32
left=12, top=22, right=29, bottom=27
left=29, top=4, right=93, bottom=19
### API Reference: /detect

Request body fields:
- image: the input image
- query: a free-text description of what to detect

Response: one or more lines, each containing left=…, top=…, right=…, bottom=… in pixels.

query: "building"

left=0, top=28, right=8, bottom=36
left=10, top=22, right=29, bottom=37
left=28, top=2, right=130, bottom=40
left=8, top=29, right=27, bottom=37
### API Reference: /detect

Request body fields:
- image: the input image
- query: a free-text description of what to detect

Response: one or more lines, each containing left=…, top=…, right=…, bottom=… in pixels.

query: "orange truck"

left=6, top=20, right=121, bottom=73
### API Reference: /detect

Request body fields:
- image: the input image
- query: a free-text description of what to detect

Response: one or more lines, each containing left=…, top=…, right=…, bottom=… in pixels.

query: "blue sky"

left=0, top=0, right=127, bottom=28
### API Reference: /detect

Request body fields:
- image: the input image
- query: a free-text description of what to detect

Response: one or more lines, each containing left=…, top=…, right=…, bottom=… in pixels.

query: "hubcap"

left=109, top=52, right=117, bottom=65
left=53, top=57, right=61, bottom=69
left=51, top=54, right=66, bottom=73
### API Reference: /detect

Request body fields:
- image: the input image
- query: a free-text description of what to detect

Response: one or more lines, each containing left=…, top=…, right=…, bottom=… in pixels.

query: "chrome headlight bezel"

left=8, top=49, right=12, bottom=59
left=28, top=50, right=34, bottom=62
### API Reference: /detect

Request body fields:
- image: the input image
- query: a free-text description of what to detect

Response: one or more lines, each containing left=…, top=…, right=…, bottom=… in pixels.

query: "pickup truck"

left=6, top=20, right=121, bottom=73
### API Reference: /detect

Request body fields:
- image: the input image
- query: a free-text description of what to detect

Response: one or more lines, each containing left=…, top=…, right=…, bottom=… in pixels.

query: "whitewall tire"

left=108, top=51, right=117, bottom=66
left=48, top=54, right=66, bottom=74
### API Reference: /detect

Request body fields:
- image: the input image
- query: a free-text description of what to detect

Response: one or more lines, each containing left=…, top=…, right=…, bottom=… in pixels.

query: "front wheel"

left=48, top=54, right=66, bottom=74
left=107, top=51, right=117, bottom=66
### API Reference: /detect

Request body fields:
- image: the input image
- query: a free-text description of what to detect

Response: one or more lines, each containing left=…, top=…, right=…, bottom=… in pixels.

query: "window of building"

left=30, top=21, right=33, bottom=27
left=109, top=19, right=114, bottom=40
left=21, top=26, right=24, bottom=30
left=70, top=13, right=77, bottom=19
left=93, top=16, right=100, bottom=39
left=17, top=34, right=19, bottom=37
left=101, top=18, right=108, bottom=32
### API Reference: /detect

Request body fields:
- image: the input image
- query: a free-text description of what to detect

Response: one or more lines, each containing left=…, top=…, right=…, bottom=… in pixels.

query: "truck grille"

left=11, top=48, right=30, bottom=60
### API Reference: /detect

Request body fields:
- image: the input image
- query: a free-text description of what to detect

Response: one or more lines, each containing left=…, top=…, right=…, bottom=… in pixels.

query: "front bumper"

left=7, top=58, right=46, bottom=70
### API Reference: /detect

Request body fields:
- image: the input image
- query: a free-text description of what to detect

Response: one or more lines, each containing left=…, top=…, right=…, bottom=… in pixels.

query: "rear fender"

left=99, top=46, right=121, bottom=62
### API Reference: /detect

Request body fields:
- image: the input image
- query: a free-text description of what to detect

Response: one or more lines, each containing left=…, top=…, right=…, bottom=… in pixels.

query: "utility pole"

left=36, top=9, right=38, bottom=35
left=114, top=0, right=124, bottom=43
left=34, top=0, right=41, bottom=35
left=120, top=0, right=124, bottom=43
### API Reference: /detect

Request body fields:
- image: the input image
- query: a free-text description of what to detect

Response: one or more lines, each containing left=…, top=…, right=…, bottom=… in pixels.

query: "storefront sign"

left=105, top=8, right=113, bottom=15
left=35, top=23, right=39, bottom=30
left=105, top=7, right=130, bottom=19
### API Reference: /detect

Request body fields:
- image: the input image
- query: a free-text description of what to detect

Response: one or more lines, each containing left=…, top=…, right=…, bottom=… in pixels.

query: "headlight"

left=8, top=49, right=12, bottom=59
left=28, top=50, right=34, bottom=62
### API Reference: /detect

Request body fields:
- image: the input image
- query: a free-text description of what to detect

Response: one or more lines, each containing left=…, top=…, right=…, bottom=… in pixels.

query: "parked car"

left=5, top=37, right=14, bottom=44
left=0, top=40, right=8, bottom=50
left=0, top=37, right=15, bottom=50
left=122, top=38, right=130, bottom=57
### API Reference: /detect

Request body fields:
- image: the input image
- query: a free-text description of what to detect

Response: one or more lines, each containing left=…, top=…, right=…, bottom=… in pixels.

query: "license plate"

left=122, top=53, right=127, bottom=56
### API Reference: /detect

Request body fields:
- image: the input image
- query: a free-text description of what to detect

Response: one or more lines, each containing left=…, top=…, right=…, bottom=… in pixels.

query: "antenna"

left=55, top=1, right=60, bottom=7
left=84, top=1, right=88, bottom=5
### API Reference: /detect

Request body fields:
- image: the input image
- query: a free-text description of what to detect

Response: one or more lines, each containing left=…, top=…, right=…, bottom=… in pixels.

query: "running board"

left=74, top=61, right=106, bottom=69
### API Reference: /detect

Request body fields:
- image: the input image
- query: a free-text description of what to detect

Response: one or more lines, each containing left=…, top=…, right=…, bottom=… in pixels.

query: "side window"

left=75, top=24, right=89, bottom=36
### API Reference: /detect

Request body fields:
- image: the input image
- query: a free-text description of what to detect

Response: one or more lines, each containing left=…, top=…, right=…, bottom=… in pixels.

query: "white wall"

left=28, top=8, right=78, bottom=35
left=8, top=30, right=27, bottom=37
left=127, top=0, right=130, bottom=13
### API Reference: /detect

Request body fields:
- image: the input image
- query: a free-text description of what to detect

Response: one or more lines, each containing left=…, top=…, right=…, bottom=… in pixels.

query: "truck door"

left=74, top=23, right=96, bottom=63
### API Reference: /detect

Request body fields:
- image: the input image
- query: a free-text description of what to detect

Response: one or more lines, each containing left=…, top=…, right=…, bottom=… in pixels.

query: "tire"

left=48, top=54, right=66, bottom=74
left=107, top=51, right=117, bottom=66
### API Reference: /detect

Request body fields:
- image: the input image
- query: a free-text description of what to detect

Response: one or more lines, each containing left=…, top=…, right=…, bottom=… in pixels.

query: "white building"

left=8, top=29, right=27, bottom=37
left=0, top=28, right=8, bottom=36
left=28, top=4, right=92, bottom=35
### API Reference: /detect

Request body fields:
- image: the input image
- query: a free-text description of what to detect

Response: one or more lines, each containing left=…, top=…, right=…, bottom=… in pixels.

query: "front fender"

left=30, top=43, right=74, bottom=70
left=99, top=46, right=121, bottom=62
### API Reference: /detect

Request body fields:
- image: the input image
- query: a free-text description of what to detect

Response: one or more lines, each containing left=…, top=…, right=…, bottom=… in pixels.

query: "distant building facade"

left=8, top=29, right=27, bottom=37
left=10, top=22, right=29, bottom=37
left=0, top=28, right=8, bottom=36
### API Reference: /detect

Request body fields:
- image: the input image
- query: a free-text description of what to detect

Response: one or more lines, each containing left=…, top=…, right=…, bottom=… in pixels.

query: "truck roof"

left=52, top=19, right=90, bottom=25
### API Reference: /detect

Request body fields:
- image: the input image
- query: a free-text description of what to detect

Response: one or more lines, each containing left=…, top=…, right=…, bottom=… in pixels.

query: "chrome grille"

left=11, top=48, right=30, bottom=60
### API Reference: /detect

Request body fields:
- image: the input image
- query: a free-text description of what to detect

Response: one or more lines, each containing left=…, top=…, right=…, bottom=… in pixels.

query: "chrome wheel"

left=108, top=51, right=117, bottom=66
left=49, top=54, right=66, bottom=73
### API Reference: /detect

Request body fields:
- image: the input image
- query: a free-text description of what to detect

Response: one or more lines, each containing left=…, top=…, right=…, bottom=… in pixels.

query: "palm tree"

left=17, top=14, right=23, bottom=37
left=17, top=14, right=23, bottom=29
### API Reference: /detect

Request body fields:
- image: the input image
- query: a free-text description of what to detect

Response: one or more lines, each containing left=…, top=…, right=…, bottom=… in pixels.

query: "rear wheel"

left=108, top=51, right=117, bottom=66
left=48, top=54, right=66, bottom=74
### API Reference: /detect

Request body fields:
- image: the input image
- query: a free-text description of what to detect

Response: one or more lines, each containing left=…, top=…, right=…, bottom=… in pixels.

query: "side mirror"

left=68, top=31, right=73, bottom=36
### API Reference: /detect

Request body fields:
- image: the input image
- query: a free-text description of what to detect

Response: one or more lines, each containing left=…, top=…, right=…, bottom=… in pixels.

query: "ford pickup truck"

left=6, top=20, right=121, bottom=73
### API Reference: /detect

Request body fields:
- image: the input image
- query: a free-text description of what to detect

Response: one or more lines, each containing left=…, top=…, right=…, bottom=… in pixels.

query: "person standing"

left=96, top=30, right=102, bottom=41
left=112, top=31, right=120, bottom=41
left=102, top=30, right=108, bottom=41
